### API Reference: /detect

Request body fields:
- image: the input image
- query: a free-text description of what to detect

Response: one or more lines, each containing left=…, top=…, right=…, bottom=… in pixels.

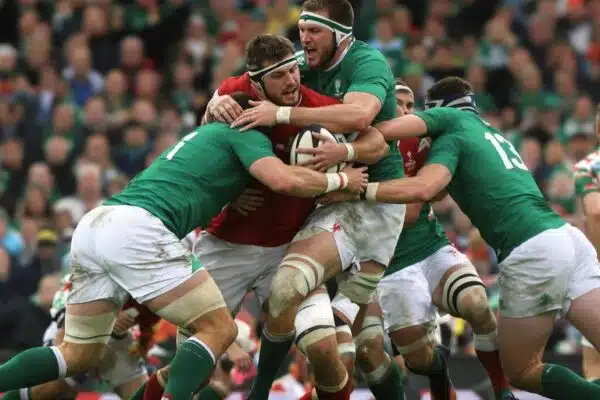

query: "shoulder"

left=347, top=41, right=388, bottom=65
left=299, top=85, right=341, bottom=106
left=218, top=73, right=253, bottom=95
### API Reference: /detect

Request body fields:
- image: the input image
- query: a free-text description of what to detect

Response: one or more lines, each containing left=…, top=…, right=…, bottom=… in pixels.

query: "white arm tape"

left=344, top=143, right=355, bottom=161
left=365, top=182, right=379, bottom=201
left=276, top=106, right=292, bottom=124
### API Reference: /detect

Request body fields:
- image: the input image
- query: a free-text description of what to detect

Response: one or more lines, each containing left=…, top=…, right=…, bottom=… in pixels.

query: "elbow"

left=354, top=111, right=371, bottom=132
left=417, top=183, right=438, bottom=203
left=268, top=179, right=295, bottom=195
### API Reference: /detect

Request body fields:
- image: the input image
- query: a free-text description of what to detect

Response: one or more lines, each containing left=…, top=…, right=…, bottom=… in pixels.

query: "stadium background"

left=0, top=0, right=597, bottom=398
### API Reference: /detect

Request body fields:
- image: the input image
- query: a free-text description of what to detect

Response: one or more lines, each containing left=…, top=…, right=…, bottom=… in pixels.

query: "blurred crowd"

left=1, top=0, right=600, bottom=394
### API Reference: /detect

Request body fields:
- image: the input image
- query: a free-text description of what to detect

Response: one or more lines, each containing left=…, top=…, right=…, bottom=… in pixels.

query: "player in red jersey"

left=134, top=34, right=388, bottom=400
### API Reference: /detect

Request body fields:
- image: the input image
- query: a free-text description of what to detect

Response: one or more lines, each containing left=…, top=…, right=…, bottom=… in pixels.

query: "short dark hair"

left=302, top=0, right=354, bottom=27
left=426, top=76, right=473, bottom=100
left=395, top=78, right=411, bottom=93
left=245, top=34, right=295, bottom=72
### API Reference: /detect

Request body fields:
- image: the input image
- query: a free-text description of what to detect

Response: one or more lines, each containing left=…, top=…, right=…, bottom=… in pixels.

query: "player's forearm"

left=377, top=115, right=428, bottom=141
left=364, top=177, right=438, bottom=204
left=290, top=104, right=371, bottom=133
left=350, top=126, right=389, bottom=165
left=283, top=166, right=335, bottom=197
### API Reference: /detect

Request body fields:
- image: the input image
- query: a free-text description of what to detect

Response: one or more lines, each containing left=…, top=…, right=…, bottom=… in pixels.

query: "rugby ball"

left=290, top=124, right=346, bottom=173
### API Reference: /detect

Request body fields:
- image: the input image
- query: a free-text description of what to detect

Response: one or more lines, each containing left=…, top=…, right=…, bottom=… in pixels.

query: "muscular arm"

left=583, top=192, right=600, bottom=256
left=369, top=164, right=452, bottom=203
left=377, top=115, right=429, bottom=141
left=290, top=92, right=382, bottom=132
left=249, top=157, right=353, bottom=197
left=352, top=126, right=389, bottom=164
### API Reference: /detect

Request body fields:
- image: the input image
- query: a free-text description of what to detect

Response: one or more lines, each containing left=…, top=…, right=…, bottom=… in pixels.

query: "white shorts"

left=294, top=201, right=405, bottom=270
left=499, top=224, right=600, bottom=318
left=193, top=232, right=287, bottom=314
left=378, top=245, right=471, bottom=332
left=68, top=205, right=202, bottom=305
left=97, top=332, right=148, bottom=386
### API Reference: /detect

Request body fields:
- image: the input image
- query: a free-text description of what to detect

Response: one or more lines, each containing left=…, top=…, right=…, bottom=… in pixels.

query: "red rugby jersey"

left=397, top=137, right=432, bottom=177
left=206, top=73, right=341, bottom=247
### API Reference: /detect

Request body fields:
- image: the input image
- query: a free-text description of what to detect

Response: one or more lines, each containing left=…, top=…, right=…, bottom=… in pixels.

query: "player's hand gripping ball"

left=290, top=124, right=347, bottom=173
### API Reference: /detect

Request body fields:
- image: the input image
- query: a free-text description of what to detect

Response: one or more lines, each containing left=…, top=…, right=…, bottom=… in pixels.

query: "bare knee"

left=269, top=259, right=325, bottom=318
left=436, top=266, right=495, bottom=333
left=391, top=324, right=436, bottom=372
left=59, top=342, right=105, bottom=376
left=188, top=308, right=238, bottom=356
left=356, top=334, right=385, bottom=372
left=505, top=363, right=544, bottom=391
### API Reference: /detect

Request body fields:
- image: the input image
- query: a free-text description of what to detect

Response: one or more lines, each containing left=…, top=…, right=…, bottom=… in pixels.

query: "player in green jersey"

left=0, top=94, right=369, bottom=400
left=573, top=106, right=600, bottom=385
left=326, top=76, right=600, bottom=400
left=331, top=81, right=514, bottom=400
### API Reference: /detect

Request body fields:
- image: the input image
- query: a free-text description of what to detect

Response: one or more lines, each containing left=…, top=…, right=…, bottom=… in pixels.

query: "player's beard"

left=270, top=85, right=300, bottom=106
left=304, top=38, right=335, bottom=69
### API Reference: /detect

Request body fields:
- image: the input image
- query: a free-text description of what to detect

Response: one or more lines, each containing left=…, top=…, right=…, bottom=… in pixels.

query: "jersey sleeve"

left=228, top=129, right=276, bottom=170
left=574, top=159, right=599, bottom=197
left=217, top=74, right=252, bottom=96
left=425, top=132, right=461, bottom=175
left=347, top=54, right=391, bottom=104
left=415, top=108, right=461, bottom=139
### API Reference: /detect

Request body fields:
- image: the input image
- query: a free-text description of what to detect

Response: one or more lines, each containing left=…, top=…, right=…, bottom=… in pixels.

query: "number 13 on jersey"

left=484, top=132, right=528, bottom=171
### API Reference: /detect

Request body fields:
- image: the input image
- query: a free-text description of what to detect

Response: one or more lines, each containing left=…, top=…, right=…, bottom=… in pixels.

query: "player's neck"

left=323, top=37, right=354, bottom=71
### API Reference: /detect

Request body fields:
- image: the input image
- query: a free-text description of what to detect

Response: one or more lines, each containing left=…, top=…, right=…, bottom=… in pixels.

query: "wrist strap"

left=338, top=172, right=348, bottom=189
left=325, top=173, right=342, bottom=193
left=364, top=182, right=379, bottom=201
left=344, top=143, right=355, bottom=161
left=276, top=107, right=292, bottom=124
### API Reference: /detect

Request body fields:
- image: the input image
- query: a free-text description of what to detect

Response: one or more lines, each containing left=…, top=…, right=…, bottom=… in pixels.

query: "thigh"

left=101, top=206, right=202, bottom=303
left=358, top=203, right=406, bottom=267
left=69, top=207, right=126, bottom=305
left=195, top=232, right=259, bottom=314
left=498, top=228, right=574, bottom=318
left=143, top=268, right=227, bottom=331
left=378, top=265, right=437, bottom=333
left=497, top=312, right=556, bottom=379
left=565, top=225, right=600, bottom=312
left=424, top=245, right=474, bottom=294
left=254, top=244, right=288, bottom=308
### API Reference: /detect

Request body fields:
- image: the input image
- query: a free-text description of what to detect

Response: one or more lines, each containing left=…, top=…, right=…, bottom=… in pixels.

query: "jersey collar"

left=325, top=37, right=355, bottom=72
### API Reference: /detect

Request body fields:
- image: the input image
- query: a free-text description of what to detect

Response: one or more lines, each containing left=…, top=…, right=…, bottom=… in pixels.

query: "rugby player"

left=2, top=275, right=156, bottom=400
left=573, top=104, right=600, bottom=384
left=324, top=76, right=600, bottom=400
left=0, top=94, right=368, bottom=400
left=224, top=1, right=407, bottom=399
left=331, top=80, right=515, bottom=400
left=130, top=33, right=388, bottom=400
